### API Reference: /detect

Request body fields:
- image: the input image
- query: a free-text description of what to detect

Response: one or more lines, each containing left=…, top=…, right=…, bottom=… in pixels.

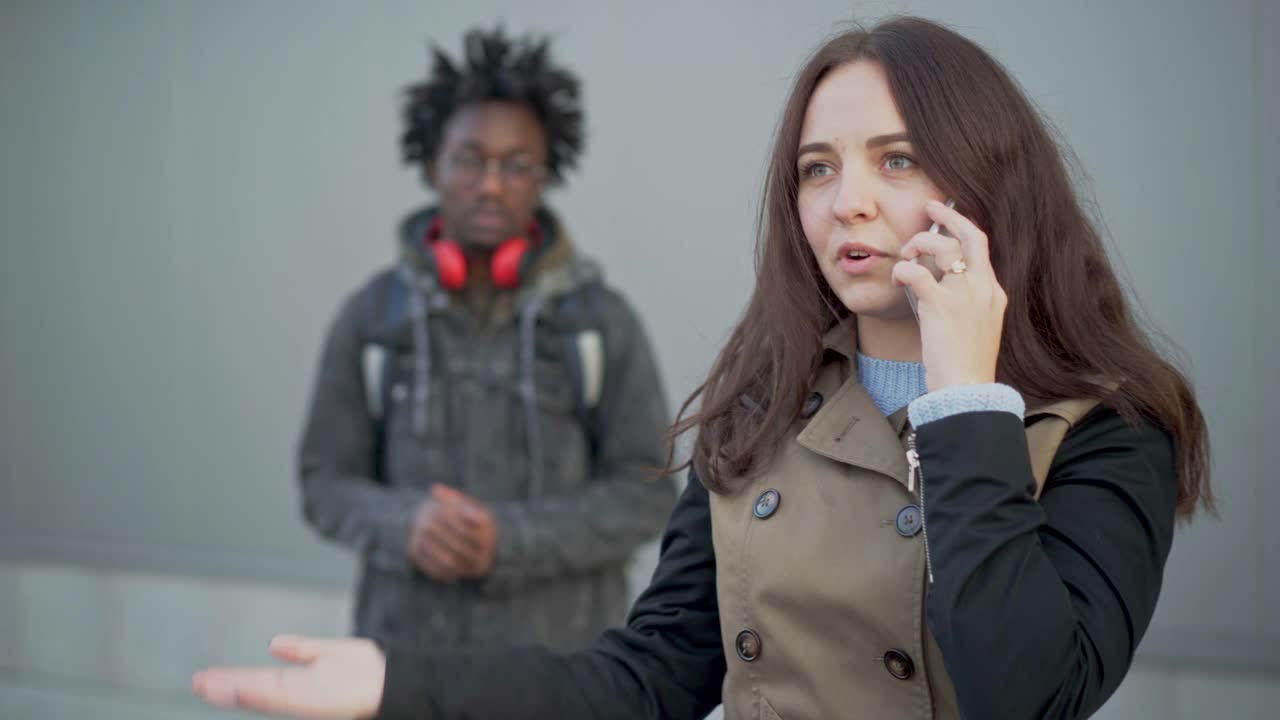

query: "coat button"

left=894, top=504, right=922, bottom=537
left=801, top=391, right=824, bottom=419
left=884, top=649, right=914, bottom=680
left=753, top=489, right=780, bottom=519
left=735, top=629, right=762, bottom=662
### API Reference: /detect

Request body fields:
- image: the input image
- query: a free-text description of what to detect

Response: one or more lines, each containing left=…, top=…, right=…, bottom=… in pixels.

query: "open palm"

left=193, top=635, right=385, bottom=719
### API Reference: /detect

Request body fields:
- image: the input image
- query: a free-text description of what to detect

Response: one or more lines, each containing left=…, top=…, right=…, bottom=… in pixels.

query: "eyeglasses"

left=446, top=151, right=546, bottom=188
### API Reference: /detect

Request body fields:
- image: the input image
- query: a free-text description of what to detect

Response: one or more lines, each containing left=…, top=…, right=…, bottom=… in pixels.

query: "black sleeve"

left=378, top=471, right=726, bottom=720
left=916, top=406, right=1178, bottom=719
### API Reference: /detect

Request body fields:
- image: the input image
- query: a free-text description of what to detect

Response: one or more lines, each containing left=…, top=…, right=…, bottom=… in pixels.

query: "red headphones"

left=425, top=216, right=541, bottom=291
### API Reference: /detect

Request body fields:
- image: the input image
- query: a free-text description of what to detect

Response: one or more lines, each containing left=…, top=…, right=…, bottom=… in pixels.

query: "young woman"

left=193, top=16, right=1211, bottom=720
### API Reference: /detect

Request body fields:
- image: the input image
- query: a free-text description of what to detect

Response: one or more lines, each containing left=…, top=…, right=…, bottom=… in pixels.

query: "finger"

left=417, top=536, right=461, bottom=574
left=193, top=668, right=237, bottom=704
left=425, top=515, right=481, bottom=561
left=409, top=499, right=436, bottom=546
left=900, top=231, right=965, bottom=276
left=892, top=260, right=943, bottom=305
left=194, top=667, right=287, bottom=711
left=422, top=530, right=474, bottom=574
left=438, top=497, right=491, bottom=533
left=457, top=499, right=493, bottom=526
left=440, top=484, right=485, bottom=508
left=268, top=635, right=347, bottom=664
left=431, top=483, right=465, bottom=504
left=415, top=547, right=460, bottom=582
left=223, top=668, right=311, bottom=717
left=230, top=669, right=311, bottom=718
left=924, top=200, right=991, bottom=269
left=410, top=526, right=456, bottom=578
left=436, top=508, right=485, bottom=552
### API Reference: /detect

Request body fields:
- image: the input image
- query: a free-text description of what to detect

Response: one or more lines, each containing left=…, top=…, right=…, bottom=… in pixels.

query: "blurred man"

left=297, top=27, right=676, bottom=653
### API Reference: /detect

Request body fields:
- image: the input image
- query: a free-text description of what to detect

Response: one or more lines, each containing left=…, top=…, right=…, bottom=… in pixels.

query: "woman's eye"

left=802, top=162, right=834, bottom=178
left=884, top=154, right=915, bottom=171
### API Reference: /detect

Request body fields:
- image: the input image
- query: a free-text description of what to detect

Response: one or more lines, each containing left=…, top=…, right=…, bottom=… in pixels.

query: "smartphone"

left=904, top=198, right=955, bottom=319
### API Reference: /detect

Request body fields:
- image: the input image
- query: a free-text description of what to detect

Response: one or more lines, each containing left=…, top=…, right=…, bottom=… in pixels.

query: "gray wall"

left=1, top=0, right=1276, bottom=716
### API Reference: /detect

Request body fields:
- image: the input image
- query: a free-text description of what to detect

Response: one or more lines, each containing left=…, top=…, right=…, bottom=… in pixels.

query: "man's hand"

left=432, top=484, right=498, bottom=576
left=193, top=635, right=385, bottom=719
left=406, top=484, right=498, bottom=581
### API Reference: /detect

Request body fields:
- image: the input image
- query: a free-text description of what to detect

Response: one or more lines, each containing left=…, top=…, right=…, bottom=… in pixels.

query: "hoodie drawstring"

left=519, top=294, right=548, bottom=500
left=399, top=266, right=432, bottom=439
left=401, top=263, right=549, bottom=501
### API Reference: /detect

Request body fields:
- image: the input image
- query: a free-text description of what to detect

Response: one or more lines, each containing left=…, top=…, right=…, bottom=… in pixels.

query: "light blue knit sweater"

left=854, top=353, right=1024, bottom=427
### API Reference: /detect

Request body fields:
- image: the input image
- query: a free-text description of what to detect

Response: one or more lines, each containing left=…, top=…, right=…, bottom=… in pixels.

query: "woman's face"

left=796, top=60, right=946, bottom=320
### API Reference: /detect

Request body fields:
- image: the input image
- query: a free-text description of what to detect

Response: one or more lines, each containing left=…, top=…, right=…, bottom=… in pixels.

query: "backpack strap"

left=1024, top=397, right=1102, bottom=497
left=556, top=281, right=608, bottom=463
left=358, top=271, right=414, bottom=482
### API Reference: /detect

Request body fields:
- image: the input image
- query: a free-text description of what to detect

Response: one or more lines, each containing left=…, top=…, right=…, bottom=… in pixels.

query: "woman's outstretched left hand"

left=193, top=634, right=385, bottom=719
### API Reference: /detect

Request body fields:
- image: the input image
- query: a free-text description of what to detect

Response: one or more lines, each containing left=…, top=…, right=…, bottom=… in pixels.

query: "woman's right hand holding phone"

left=892, top=199, right=1008, bottom=393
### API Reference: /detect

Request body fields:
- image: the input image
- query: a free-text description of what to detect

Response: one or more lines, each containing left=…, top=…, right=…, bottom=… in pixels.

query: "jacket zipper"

left=908, top=429, right=940, bottom=717
left=906, top=431, right=934, bottom=585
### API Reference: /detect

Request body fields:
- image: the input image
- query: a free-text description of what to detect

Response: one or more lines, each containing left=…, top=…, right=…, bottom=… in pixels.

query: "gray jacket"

left=297, top=206, right=677, bottom=652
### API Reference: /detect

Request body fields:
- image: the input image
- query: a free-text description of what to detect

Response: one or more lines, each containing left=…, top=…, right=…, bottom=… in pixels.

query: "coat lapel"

left=795, top=319, right=910, bottom=487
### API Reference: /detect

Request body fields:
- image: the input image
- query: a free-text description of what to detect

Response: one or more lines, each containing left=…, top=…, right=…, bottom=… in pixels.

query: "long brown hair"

left=670, top=17, right=1212, bottom=517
